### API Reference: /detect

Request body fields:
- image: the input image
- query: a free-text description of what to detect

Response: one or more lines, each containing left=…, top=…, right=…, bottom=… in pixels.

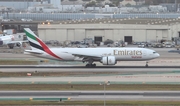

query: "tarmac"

left=0, top=47, right=180, bottom=84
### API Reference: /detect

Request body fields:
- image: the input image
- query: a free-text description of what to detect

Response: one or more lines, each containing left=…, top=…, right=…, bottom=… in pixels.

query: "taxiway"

left=1, top=91, right=180, bottom=101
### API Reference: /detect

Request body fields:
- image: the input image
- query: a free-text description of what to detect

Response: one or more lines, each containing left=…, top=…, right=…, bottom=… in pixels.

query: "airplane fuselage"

left=25, top=47, right=159, bottom=62
left=0, top=35, right=14, bottom=45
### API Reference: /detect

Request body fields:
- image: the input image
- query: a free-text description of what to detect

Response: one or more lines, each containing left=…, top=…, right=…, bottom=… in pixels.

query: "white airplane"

left=24, top=28, right=160, bottom=67
left=0, top=35, right=28, bottom=49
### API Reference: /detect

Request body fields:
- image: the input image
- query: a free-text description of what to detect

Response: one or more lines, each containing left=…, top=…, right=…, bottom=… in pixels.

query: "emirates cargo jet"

left=24, top=28, right=160, bottom=67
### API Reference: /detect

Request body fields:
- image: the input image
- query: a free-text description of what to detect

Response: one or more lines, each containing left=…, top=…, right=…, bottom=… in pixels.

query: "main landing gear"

left=85, top=59, right=96, bottom=68
left=145, top=61, right=148, bottom=67
left=86, top=63, right=96, bottom=68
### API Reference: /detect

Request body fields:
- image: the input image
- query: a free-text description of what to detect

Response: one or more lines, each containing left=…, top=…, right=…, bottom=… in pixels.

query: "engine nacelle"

left=16, top=42, right=22, bottom=47
left=0, top=40, right=3, bottom=45
left=101, top=56, right=116, bottom=65
left=7, top=42, right=22, bottom=49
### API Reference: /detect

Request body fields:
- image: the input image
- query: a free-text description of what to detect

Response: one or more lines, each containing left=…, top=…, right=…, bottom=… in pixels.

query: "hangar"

left=0, top=21, right=38, bottom=33
left=38, top=18, right=180, bottom=44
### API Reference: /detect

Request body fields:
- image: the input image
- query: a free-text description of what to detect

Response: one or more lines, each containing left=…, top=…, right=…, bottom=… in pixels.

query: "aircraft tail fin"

left=24, top=28, right=62, bottom=60
left=24, top=28, right=49, bottom=51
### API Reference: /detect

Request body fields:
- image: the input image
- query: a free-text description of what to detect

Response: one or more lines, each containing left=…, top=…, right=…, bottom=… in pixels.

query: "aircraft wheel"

left=86, top=64, right=96, bottom=68
left=145, top=61, right=149, bottom=67
left=92, top=64, right=96, bottom=68
left=8, top=45, right=14, bottom=49
left=86, top=64, right=90, bottom=68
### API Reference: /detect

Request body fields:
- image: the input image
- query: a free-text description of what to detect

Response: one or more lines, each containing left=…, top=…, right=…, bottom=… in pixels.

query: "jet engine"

left=7, top=42, right=22, bottom=49
left=16, top=42, right=22, bottom=47
left=0, top=39, right=3, bottom=45
left=101, top=56, right=116, bottom=65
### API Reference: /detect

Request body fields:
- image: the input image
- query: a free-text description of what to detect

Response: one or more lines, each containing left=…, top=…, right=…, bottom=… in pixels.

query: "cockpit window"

left=153, top=52, right=156, bottom=54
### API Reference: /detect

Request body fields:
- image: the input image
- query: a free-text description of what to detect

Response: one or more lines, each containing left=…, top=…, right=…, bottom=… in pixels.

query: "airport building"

left=0, top=0, right=145, bottom=12
left=0, top=18, right=180, bottom=45
left=37, top=18, right=180, bottom=44
left=0, top=0, right=41, bottom=10
left=3, top=13, right=180, bottom=21
left=1, top=12, right=180, bottom=44
left=0, top=0, right=61, bottom=10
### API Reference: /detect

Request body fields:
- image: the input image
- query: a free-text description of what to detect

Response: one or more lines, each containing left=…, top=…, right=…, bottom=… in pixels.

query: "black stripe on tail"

left=29, top=41, right=44, bottom=51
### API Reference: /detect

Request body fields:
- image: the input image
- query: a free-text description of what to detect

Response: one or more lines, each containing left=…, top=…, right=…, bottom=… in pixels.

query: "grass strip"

left=1, top=84, right=180, bottom=91
left=0, top=100, right=180, bottom=105
left=0, top=60, right=38, bottom=65
left=1, top=71, right=180, bottom=77
left=0, top=72, right=118, bottom=77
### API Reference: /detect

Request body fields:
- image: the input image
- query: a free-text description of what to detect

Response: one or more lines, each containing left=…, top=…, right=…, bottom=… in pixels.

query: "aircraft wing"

left=6, top=40, right=29, bottom=49
left=63, top=52, right=102, bottom=58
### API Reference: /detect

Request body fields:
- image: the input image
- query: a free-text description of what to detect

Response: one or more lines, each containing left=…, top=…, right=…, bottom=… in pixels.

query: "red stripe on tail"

left=36, top=38, right=63, bottom=60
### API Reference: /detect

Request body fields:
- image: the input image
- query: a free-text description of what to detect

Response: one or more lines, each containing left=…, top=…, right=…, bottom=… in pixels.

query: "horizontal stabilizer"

left=24, top=50, right=43, bottom=55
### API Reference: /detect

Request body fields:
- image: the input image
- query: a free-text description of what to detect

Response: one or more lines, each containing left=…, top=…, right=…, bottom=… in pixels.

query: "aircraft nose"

left=156, top=53, right=160, bottom=57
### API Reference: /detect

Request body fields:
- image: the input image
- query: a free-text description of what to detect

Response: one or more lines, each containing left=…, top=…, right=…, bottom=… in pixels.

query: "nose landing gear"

left=145, top=61, right=148, bottom=67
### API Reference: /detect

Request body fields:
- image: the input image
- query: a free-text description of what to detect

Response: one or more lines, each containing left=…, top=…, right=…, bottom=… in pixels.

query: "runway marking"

left=1, top=65, right=180, bottom=68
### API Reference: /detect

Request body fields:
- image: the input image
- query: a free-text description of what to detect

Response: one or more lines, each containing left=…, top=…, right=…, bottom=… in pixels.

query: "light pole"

left=156, top=36, right=158, bottom=43
left=100, top=81, right=110, bottom=106
left=156, top=30, right=158, bottom=43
